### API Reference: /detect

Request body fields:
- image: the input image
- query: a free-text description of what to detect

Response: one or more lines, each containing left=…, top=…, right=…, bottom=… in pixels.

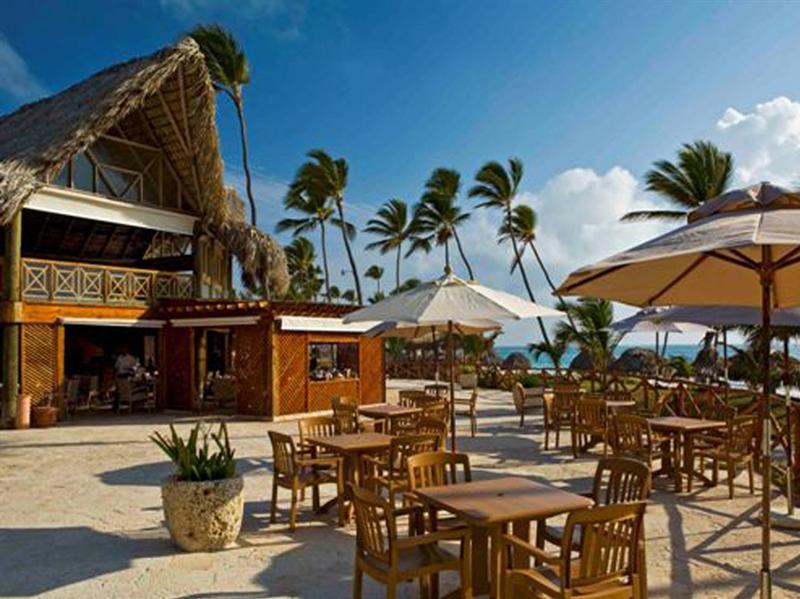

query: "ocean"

left=494, top=344, right=709, bottom=369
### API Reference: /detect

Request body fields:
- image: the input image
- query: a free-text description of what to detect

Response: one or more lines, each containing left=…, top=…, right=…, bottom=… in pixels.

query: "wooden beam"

left=78, top=221, right=100, bottom=258
left=100, top=225, right=122, bottom=259
left=156, top=90, right=191, bottom=155
left=2, top=210, right=22, bottom=422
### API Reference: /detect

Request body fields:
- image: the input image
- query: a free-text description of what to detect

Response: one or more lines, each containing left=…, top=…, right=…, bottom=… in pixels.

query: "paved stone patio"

left=1, top=382, right=799, bottom=598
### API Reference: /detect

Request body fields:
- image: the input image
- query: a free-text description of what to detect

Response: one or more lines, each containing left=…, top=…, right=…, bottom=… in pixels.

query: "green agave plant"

left=150, top=422, right=236, bottom=482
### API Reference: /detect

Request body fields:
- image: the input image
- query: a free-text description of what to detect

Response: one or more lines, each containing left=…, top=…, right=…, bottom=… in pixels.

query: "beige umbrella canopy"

left=346, top=273, right=563, bottom=450
left=556, top=181, right=800, bottom=598
left=364, top=319, right=502, bottom=340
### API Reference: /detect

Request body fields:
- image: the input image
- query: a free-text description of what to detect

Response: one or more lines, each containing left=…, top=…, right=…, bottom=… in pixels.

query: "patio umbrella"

left=609, top=306, right=708, bottom=357
left=345, top=273, right=563, bottom=450
left=556, top=181, right=800, bottom=598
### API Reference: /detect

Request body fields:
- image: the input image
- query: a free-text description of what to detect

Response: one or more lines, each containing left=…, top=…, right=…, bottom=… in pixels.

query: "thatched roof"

left=0, top=37, right=289, bottom=294
left=0, top=37, right=228, bottom=226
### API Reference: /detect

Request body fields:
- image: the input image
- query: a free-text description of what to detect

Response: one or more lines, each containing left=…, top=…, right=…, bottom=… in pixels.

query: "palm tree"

left=190, top=25, right=258, bottom=226
left=411, top=168, right=474, bottom=277
left=329, top=285, right=341, bottom=303
left=341, top=289, right=357, bottom=305
left=276, top=184, right=335, bottom=301
left=284, top=237, right=321, bottom=301
left=364, top=199, right=415, bottom=291
left=529, top=337, right=568, bottom=371
left=554, top=298, right=622, bottom=371
left=364, top=264, right=384, bottom=294
left=621, top=141, right=734, bottom=222
left=293, top=150, right=362, bottom=303
left=393, top=278, right=421, bottom=295
left=470, top=158, right=550, bottom=346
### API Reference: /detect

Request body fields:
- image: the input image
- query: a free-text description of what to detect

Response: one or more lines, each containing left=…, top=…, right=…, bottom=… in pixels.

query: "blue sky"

left=3, top=1, right=800, bottom=346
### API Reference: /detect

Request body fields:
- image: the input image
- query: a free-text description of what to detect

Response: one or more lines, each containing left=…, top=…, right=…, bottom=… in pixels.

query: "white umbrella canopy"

left=556, top=182, right=800, bottom=598
left=346, top=273, right=563, bottom=450
left=609, top=307, right=709, bottom=334
left=659, top=305, right=800, bottom=328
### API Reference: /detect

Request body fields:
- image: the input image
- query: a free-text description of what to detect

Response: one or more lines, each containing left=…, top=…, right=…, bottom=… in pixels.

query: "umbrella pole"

left=723, top=328, right=730, bottom=400
left=760, top=251, right=773, bottom=599
left=432, top=327, right=439, bottom=382
left=784, top=337, right=794, bottom=517
left=448, top=320, right=456, bottom=452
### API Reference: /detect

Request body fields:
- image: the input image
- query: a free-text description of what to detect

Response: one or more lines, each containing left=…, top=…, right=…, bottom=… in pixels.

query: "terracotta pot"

left=161, top=475, right=243, bottom=552
left=31, top=406, right=58, bottom=428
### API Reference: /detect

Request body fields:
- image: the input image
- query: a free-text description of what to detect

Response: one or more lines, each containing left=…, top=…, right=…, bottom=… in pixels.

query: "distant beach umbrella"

left=557, top=182, right=800, bottom=597
left=609, top=306, right=708, bottom=357
left=345, top=273, right=563, bottom=450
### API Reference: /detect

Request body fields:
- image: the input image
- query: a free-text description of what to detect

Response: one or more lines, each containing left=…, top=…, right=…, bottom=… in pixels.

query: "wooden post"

left=760, top=247, right=772, bottom=599
left=192, top=231, right=206, bottom=299
left=2, top=211, right=22, bottom=424
left=448, top=320, right=456, bottom=452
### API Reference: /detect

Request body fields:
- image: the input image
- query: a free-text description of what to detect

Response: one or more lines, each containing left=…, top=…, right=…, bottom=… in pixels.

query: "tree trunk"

left=444, top=239, right=451, bottom=274
left=233, top=97, right=258, bottom=227
left=452, top=229, right=474, bottom=280
left=395, top=243, right=402, bottom=292
left=529, top=241, right=578, bottom=331
left=336, top=200, right=362, bottom=304
left=320, top=222, right=331, bottom=302
left=506, top=208, right=551, bottom=346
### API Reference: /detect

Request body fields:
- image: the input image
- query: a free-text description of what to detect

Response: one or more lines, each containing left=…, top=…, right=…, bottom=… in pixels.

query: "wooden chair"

left=407, top=451, right=471, bottom=532
left=390, top=412, right=421, bottom=436
left=298, top=416, right=340, bottom=453
left=398, top=389, right=426, bottom=408
left=543, top=387, right=579, bottom=449
left=424, top=383, right=449, bottom=399
left=421, top=401, right=448, bottom=423
left=694, top=414, right=756, bottom=498
left=611, top=413, right=664, bottom=470
left=572, top=397, right=607, bottom=457
left=454, top=389, right=478, bottom=437
left=268, top=430, right=344, bottom=531
left=417, top=417, right=448, bottom=449
left=502, top=501, right=647, bottom=599
left=350, top=483, right=472, bottom=599
left=332, top=401, right=373, bottom=434
left=540, top=457, right=651, bottom=550
left=116, top=378, right=154, bottom=414
left=362, top=434, right=440, bottom=505
left=513, top=382, right=539, bottom=427
left=64, top=377, right=83, bottom=415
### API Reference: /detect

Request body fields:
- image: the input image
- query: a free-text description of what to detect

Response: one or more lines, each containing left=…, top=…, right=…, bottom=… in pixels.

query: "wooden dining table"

left=358, top=403, right=421, bottom=433
left=414, top=476, right=593, bottom=598
left=648, top=416, right=726, bottom=492
left=305, top=432, right=393, bottom=519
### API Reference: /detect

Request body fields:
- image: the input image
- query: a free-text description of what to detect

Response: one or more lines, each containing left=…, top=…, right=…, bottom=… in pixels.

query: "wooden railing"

left=21, top=258, right=193, bottom=307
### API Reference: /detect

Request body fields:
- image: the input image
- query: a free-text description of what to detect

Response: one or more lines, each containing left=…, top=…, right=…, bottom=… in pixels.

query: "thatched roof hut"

left=0, top=37, right=287, bottom=294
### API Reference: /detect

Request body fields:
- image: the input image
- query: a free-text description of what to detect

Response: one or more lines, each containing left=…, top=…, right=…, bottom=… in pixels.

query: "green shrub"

left=460, top=364, right=477, bottom=375
left=150, top=422, right=236, bottom=482
left=517, top=372, right=543, bottom=388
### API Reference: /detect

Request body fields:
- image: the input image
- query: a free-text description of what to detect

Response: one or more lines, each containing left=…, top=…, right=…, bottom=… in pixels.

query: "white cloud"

left=0, top=34, right=47, bottom=102
left=715, top=96, right=800, bottom=186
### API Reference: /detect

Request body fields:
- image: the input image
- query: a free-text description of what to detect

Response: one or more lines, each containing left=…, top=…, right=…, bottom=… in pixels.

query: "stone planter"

left=522, top=386, right=545, bottom=408
left=459, top=372, right=478, bottom=389
left=31, top=405, right=58, bottom=428
left=161, top=475, right=244, bottom=552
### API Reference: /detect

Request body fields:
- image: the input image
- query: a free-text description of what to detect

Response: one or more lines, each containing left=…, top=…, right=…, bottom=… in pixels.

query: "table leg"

left=512, top=520, right=531, bottom=569
left=673, top=433, right=683, bottom=493
left=471, top=527, right=490, bottom=596
left=685, top=432, right=695, bottom=493
left=490, top=525, right=502, bottom=599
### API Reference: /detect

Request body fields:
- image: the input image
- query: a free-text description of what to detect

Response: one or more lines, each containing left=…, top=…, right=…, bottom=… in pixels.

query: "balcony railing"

left=22, top=258, right=193, bottom=306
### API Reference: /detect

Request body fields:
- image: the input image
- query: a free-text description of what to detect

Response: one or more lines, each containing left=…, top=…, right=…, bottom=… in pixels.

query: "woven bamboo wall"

left=232, top=321, right=270, bottom=415
left=164, top=327, right=194, bottom=410
left=359, top=337, right=385, bottom=405
left=274, top=331, right=307, bottom=416
left=308, top=379, right=359, bottom=412
left=21, top=324, right=57, bottom=406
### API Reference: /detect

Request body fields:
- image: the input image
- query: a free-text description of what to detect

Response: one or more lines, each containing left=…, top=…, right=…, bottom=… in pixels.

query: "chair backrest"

left=268, top=430, right=297, bottom=478
left=424, top=384, right=449, bottom=398
left=591, top=457, right=652, bottom=504
left=388, top=434, right=440, bottom=477
left=298, top=415, right=340, bottom=443
left=407, top=451, right=471, bottom=490
left=116, top=378, right=132, bottom=402
left=612, top=414, right=653, bottom=456
left=421, top=401, right=448, bottom=422
left=332, top=402, right=359, bottom=433
left=554, top=388, right=581, bottom=414
left=398, top=389, right=426, bottom=408
left=575, top=398, right=606, bottom=427
left=561, top=501, right=646, bottom=591
left=350, top=482, right=395, bottom=566
left=416, top=417, right=447, bottom=447
left=66, top=377, right=81, bottom=406
left=513, top=383, right=525, bottom=411
left=728, top=414, right=757, bottom=454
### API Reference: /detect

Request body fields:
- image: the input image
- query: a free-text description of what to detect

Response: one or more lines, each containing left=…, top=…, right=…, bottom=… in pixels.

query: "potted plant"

left=459, top=364, right=478, bottom=389
left=517, top=372, right=546, bottom=408
left=31, top=393, right=59, bottom=428
left=151, top=422, right=243, bottom=552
